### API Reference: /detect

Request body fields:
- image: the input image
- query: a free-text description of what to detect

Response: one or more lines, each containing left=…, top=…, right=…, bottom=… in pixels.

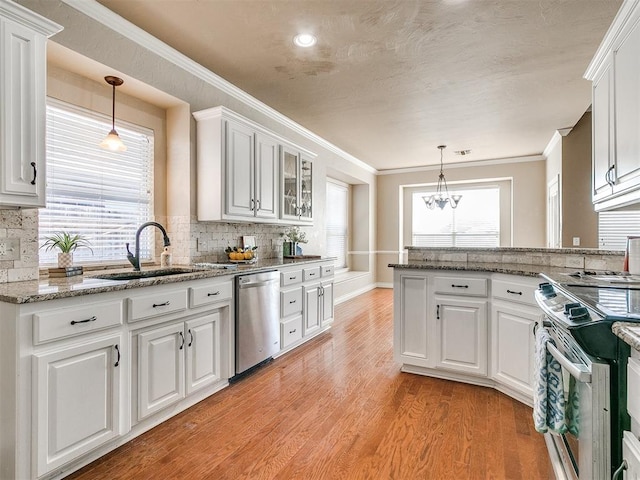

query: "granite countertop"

left=0, top=257, right=331, bottom=305
left=613, top=322, right=640, bottom=352
left=388, top=260, right=579, bottom=278
left=404, top=246, right=622, bottom=255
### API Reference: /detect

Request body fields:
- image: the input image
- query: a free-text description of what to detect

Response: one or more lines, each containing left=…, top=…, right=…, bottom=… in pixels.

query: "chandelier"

left=422, top=145, right=462, bottom=210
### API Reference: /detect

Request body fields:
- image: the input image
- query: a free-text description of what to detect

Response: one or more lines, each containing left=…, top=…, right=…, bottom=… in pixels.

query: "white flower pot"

left=57, top=252, right=73, bottom=268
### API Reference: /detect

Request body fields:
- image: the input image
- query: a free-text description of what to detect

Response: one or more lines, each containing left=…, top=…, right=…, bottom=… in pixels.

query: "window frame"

left=326, top=177, right=350, bottom=272
left=40, top=97, right=155, bottom=267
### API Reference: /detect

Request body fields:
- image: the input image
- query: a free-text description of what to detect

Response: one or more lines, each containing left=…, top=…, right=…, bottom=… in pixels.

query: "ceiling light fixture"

left=423, top=145, right=462, bottom=210
left=99, top=75, right=127, bottom=152
left=293, top=33, right=317, bottom=47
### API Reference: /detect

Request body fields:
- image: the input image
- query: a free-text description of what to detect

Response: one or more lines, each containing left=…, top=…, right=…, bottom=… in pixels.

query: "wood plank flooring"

left=66, top=288, right=553, bottom=480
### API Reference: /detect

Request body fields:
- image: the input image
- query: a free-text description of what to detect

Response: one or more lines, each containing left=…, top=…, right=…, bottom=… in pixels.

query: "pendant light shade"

left=100, top=76, right=127, bottom=152
left=422, top=145, right=462, bottom=210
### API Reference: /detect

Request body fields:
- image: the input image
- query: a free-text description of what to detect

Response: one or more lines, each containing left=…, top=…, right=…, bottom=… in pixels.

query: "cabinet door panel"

left=436, top=297, right=487, bottom=375
left=186, top=312, right=221, bottom=395
left=281, top=146, right=299, bottom=220
left=394, top=273, right=430, bottom=366
left=593, top=63, right=613, bottom=197
left=303, top=284, right=320, bottom=336
left=490, top=303, right=537, bottom=398
left=34, top=335, right=121, bottom=476
left=138, top=324, right=185, bottom=420
left=615, top=22, right=640, bottom=186
left=226, top=120, right=255, bottom=217
left=255, top=132, right=278, bottom=219
left=1, top=19, right=44, bottom=205
left=321, top=281, right=334, bottom=326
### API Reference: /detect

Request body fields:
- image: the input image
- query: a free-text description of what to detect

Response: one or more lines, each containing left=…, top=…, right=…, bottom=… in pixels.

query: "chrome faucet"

left=126, top=222, right=171, bottom=271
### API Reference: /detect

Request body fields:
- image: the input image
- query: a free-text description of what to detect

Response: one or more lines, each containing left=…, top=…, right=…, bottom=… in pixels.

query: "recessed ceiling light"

left=293, top=33, right=317, bottom=48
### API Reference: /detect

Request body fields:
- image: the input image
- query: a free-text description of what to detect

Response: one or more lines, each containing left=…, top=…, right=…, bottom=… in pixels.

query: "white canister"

left=629, top=237, right=640, bottom=274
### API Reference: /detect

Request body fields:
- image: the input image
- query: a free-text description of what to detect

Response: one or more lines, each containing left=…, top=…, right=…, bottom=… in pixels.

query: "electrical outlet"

left=573, top=237, right=580, bottom=246
left=0, top=238, right=19, bottom=260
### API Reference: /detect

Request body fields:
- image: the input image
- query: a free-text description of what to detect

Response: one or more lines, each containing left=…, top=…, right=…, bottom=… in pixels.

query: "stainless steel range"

left=535, top=271, right=634, bottom=480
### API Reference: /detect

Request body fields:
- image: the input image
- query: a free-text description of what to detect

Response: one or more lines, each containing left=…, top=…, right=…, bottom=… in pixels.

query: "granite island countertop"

left=388, top=260, right=582, bottom=279
left=0, top=257, right=332, bottom=304
left=613, top=322, right=640, bottom=352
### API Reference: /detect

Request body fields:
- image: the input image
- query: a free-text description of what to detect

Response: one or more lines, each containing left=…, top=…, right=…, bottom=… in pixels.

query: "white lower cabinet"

left=33, top=334, right=123, bottom=477
left=278, top=261, right=334, bottom=352
left=435, top=296, right=488, bottom=376
left=137, top=311, right=222, bottom=421
left=490, top=301, right=537, bottom=399
left=393, top=269, right=540, bottom=405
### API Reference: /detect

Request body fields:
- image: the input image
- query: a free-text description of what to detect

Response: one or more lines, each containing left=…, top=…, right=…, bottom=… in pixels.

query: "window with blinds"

left=599, top=210, right=640, bottom=250
left=412, top=187, right=500, bottom=247
left=326, top=179, right=349, bottom=269
left=40, top=99, right=154, bottom=265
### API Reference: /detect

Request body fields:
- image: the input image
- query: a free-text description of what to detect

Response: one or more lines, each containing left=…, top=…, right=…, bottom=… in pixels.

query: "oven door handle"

left=547, top=342, right=592, bottom=384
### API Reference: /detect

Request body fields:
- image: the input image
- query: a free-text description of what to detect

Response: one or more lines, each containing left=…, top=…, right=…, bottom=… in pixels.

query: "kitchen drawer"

left=33, top=300, right=123, bottom=344
left=434, top=276, right=488, bottom=297
left=281, top=287, right=302, bottom=318
left=281, top=315, right=303, bottom=349
left=281, top=269, right=303, bottom=286
left=189, top=281, right=232, bottom=308
left=128, top=288, right=188, bottom=323
left=321, top=264, right=334, bottom=277
left=492, top=279, right=537, bottom=306
left=629, top=357, right=640, bottom=423
left=303, top=266, right=321, bottom=282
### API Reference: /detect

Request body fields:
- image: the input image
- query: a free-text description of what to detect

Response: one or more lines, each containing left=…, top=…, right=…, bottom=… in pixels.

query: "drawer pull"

left=451, top=284, right=469, bottom=289
left=507, top=289, right=523, bottom=295
left=114, top=344, right=120, bottom=367
left=179, top=331, right=185, bottom=350
left=30, top=162, right=37, bottom=185
left=436, top=305, right=440, bottom=319
left=289, top=276, right=297, bottom=280
left=188, top=329, right=193, bottom=347
left=207, top=291, right=221, bottom=297
left=289, top=300, right=296, bottom=304
left=289, top=328, right=297, bottom=334
left=70, top=315, right=97, bottom=325
left=309, top=273, right=316, bottom=277
left=152, top=301, right=171, bottom=308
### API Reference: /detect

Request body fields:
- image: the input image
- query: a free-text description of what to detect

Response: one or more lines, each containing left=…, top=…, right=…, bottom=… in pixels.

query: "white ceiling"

left=95, top=0, right=621, bottom=171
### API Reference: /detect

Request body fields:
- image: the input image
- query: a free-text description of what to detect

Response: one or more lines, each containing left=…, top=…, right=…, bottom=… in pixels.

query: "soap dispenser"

left=160, top=246, right=172, bottom=267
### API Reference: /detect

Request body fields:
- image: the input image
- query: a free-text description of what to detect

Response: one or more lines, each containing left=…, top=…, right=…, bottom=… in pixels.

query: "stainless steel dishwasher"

left=235, top=270, right=280, bottom=375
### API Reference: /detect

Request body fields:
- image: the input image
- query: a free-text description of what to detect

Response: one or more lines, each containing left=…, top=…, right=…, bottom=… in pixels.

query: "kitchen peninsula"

left=389, top=246, right=624, bottom=405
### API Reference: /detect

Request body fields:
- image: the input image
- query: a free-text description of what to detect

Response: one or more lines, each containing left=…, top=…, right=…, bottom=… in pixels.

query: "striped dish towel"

left=533, top=326, right=568, bottom=435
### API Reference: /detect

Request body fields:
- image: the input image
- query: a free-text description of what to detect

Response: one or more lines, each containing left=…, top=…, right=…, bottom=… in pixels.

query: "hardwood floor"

left=67, top=288, right=553, bottom=480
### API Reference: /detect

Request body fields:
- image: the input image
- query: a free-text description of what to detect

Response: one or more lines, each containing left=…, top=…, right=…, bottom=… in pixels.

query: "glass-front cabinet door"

left=280, top=145, right=313, bottom=223
left=299, top=155, right=313, bottom=221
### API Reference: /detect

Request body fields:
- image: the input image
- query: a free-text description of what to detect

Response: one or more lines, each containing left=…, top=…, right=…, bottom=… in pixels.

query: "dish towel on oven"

left=533, top=326, right=568, bottom=435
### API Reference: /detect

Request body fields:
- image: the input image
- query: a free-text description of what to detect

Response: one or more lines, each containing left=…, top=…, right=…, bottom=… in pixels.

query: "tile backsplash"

left=0, top=209, right=39, bottom=283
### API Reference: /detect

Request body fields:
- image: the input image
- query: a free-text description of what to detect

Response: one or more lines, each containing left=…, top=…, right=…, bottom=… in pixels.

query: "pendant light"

left=422, top=145, right=462, bottom=210
left=99, top=75, right=127, bottom=152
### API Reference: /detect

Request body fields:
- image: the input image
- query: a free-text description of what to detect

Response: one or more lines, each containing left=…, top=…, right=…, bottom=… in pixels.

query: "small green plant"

left=283, top=226, right=308, bottom=244
left=40, top=232, right=93, bottom=254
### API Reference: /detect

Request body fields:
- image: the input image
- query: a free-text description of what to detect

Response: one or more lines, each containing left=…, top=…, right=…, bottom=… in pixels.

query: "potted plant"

left=41, top=232, right=93, bottom=268
left=282, top=226, right=308, bottom=257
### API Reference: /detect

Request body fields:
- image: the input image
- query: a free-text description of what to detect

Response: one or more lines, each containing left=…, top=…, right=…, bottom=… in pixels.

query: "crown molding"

left=377, top=154, right=545, bottom=176
left=60, top=0, right=376, bottom=175
left=1, top=0, right=62, bottom=36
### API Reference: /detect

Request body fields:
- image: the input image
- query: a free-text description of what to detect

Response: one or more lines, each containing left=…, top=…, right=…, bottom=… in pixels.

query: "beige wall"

left=561, top=111, right=598, bottom=248
left=376, top=159, right=546, bottom=284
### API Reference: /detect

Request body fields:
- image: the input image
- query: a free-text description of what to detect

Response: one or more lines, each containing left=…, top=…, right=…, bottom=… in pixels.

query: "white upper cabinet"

left=0, top=1, right=61, bottom=207
left=586, top=1, right=640, bottom=211
left=194, top=107, right=280, bottom=222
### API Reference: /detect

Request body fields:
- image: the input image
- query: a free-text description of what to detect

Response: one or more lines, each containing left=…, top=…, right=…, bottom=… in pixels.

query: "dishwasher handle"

left=239, top=278, right=278, bottom=289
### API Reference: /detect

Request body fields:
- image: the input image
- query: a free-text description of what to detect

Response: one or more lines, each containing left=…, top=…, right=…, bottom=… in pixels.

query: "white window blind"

left=412, top=187, right=500, bottom=247
left=599, top=210, right=640, bottom=251
left=40, top=99, right=154, bottom=265
left=326, top=179, right=348, bottom=268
